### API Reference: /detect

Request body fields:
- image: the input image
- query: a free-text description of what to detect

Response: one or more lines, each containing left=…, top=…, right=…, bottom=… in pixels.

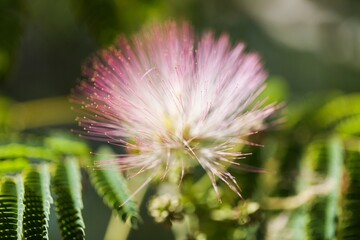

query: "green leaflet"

left=22, top=164, right=52, bottom=239
left=53, top=156, right=85, bottom=240
left=88, top=146, right=140, bottom=228
left=0, top=176, right=24, bottom=240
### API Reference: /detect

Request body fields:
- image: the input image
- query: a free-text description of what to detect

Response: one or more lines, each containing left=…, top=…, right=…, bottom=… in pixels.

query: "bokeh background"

left=1, top=0, right=360, bottom=239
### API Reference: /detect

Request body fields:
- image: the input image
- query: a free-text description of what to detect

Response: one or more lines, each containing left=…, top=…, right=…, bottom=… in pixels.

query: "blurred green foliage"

left=0, top=0, right=25, bottom=86
left=71, top=0, right=168, bottom=45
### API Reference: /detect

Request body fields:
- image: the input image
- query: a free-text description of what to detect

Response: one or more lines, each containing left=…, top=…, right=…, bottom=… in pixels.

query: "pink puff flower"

left=72, top=22, right=276, bottom=200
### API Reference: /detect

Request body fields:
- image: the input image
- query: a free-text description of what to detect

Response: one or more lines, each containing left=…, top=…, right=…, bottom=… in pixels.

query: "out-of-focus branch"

left=9, top=96, right=76, bottom=130
left=261, top=178, right=334, bottom=210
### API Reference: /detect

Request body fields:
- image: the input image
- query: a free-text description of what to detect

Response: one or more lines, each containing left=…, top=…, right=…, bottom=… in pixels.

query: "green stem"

left=172, top=215, right=192, bottom=240
left=103, top=174, right=149, bottom=240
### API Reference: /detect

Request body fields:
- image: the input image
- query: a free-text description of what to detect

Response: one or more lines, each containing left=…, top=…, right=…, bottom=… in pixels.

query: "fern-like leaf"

left=88, top=146, right=140, bottom=228
left=0, top=176, right=24, bottom=240
left=22, top=164, right=52, bottom=239
left=301, top=140, right=326, bottom=240
left=53, top=156, right=85, bottom=239
left=338, top=150, right=360, bottom=239
left=304, top=137, right=343, bottom=239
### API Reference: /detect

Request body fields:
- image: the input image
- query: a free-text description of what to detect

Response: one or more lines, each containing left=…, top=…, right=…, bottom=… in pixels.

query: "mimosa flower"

left=73, top=22, right=276, bottom=200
